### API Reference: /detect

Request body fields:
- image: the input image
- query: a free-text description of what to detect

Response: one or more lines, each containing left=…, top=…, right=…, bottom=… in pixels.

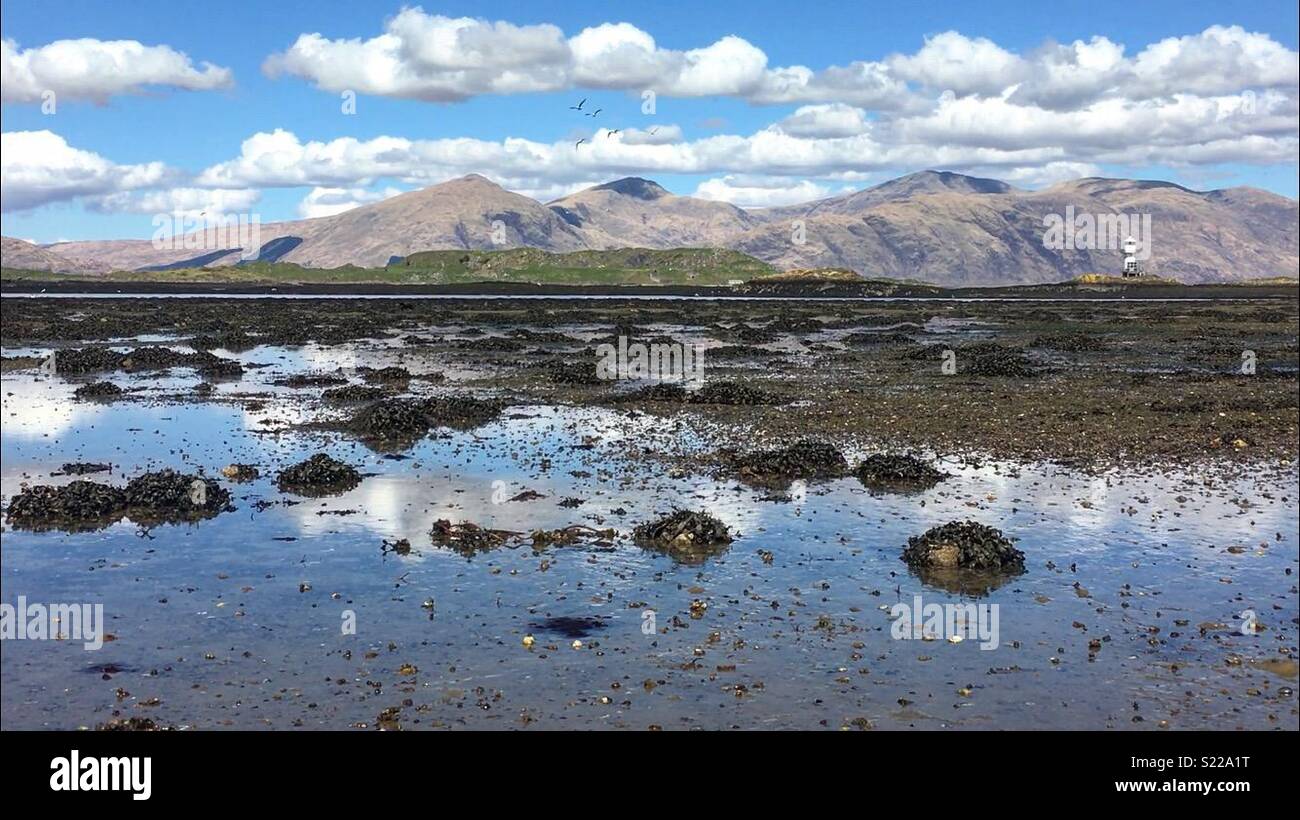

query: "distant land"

left=3, top=170, right=1297, bottom=287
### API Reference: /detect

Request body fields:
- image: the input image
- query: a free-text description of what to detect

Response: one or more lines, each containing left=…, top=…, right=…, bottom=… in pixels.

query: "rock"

left=855, top=454, right=948, bottom=491
left=73, top=381, right=123, bottom=400
left=429, top=519, right=515, bottom=557
left=220, top=463, right=260, bottom=481
left=276, top=454, right=361, bottom=496
left=902, top=520, right=1025, bottom=571
left=634, top=509, right=733, bottom=563
left=735, top=439, right=849, bottom=484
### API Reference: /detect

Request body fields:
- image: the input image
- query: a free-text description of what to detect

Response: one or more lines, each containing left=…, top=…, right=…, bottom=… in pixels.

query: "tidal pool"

left=1, top=340, right=1296, bottom=730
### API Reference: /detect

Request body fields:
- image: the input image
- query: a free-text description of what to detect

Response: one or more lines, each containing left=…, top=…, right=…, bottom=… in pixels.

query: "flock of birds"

left=569, top=98, right=657, bottom=149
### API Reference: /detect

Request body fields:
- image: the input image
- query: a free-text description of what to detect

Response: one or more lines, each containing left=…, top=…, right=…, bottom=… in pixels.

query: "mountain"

left=735, top=172, right=1298, bottom=284
left=4, top=171, right=1296, bottom=285
left=546, top=177, right=762, bottom=248
left=0, top=237, right=105, bottom=274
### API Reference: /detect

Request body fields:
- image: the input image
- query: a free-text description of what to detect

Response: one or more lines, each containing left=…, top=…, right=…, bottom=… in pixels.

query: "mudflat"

left=1, top=294, right=1296, bottom=730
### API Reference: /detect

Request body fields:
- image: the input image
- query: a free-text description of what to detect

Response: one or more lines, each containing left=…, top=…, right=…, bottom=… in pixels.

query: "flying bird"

left=574, top=138, right=585, bottom=149
left=648, top=127, right=659, bottom=136
left=587, top=108, right=602, bottom=117
left=607, top=129, right=620, bottom=138
left=569, top=98, right=586, bottom=111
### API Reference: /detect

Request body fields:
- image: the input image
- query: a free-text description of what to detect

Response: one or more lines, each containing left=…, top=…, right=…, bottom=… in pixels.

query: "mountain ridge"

left=8, top=170, right=1297, bottom=285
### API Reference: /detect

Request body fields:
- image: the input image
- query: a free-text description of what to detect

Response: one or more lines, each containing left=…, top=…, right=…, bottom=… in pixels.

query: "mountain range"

left=5, top=170, right=1296, bottom=286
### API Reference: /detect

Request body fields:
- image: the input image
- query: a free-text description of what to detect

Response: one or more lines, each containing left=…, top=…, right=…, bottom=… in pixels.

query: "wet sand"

left=1, top=295, right=1296, bottom=729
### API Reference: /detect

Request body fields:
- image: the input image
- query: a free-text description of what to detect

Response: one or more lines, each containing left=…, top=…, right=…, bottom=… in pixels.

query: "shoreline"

left=3, top=277, right=1297, bottom=300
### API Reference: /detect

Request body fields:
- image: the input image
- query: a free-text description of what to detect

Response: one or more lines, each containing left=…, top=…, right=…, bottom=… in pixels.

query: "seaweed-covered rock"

left=73, top=381, right=123, bottom=400
left=735, top=440, right=849, bottom=484
left=58, top=462, right=112, bottom=475
left=191, top=352, right=244, bottom=379
left=421, top=395, right=504, bottom=429
left=429, top=519, right=515, bottom=557
left=359, top=366, right=415, bottom=384
left=538, top=359, right=603, bottom=385
left=455, top=336, right=525, bottom=352
left=123, top=470, right=231, bottom=519
left=276, top=454, right=361, bottom=496
left=690, top=381, right=782, bottom=405
left=274, top=372, right=348, bottom=388
left=6, top=470, right=230, bottom=531
left=51, top=347, right=127, bottom=374
left=856, top=454, right=948, bottom=491
left=6, top=481, right=126, bottom=529
left=842, top=331, right=915, bottom=346
left=347, top=398, right=434, bottom=446
left=1031, top=333, right=1108, bottom=352
left=902, top=520, right=1024, bottom=571
left=117, top=346, right=191, bottom=370
left=633, top=509, right=733, bottom=563
left=962, top=347, right=1038, bottom=378
left=323, top=384, right=387, bottom=403
left=613, top=382, right=689, bottom=402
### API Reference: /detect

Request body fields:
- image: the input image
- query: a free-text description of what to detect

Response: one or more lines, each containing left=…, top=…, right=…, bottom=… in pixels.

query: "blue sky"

left=2, top=0, right=1297, bottom=242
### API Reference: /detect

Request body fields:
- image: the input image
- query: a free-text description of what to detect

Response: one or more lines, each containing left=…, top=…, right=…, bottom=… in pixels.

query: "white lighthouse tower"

left=1121, top=236, right=1144, bottom=278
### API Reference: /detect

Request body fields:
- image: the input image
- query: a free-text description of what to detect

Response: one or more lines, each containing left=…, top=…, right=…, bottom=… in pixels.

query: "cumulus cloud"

left=1, top=37, right=232, bottom=103
left=694, top=175, right=839, bottom=207
left=0, top=131, right=171, bottom=211
left=775, top=104, right=871, bottom=138
left=888, top=31, right=1026, bottom=96
left=297, top=186, right=403, bottom=218
left=263, top=10, right=769, bottom=101
left=3, top=22, right=1295, bottom=217
left=263, top=14, right=1298, bottom=120
left=619, top=124, right=683, bottom=145
left=88, top=187, right=261, bottom=218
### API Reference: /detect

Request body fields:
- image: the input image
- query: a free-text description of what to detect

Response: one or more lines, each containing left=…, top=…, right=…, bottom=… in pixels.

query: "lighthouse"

left=1121, top=236, right=1144, bottom=278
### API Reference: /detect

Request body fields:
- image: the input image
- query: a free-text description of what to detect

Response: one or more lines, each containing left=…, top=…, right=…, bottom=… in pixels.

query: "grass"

left=2, top=247, right=779, bottom=287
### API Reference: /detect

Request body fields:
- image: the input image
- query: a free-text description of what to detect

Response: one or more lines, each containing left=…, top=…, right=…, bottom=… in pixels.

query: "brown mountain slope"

left=546, top=177, right=762, bottom=248
left=735, top=174, right=1298, bottom=284
left=0, top=237, right=106, bottom=274
left=9, top=171, right=1297, bottom=284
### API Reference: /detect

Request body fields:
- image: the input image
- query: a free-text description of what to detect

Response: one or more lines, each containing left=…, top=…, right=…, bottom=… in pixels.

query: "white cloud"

left=619, top=124, right=683, bottom=145
left=888, top=31, right=1026, bottom=96
left=263, top=15, right=1298, bottom=119
left=0, top=130, right=171, bottom=211
left=296, top=186, right=402, bottom=218
left=88, top=187, right=261, bottom=218
left=776, top=104, right=871, bottom=138
left=1, top=37, right=232, bottom=103
left=694, top=175, right=838, bottom=207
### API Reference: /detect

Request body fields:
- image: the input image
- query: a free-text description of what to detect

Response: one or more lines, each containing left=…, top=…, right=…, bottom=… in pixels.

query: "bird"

left=574, top=138, right=585, bottom=149
left=587, top=108, right=602, bottom=117
left=607, top=129, right=620, bottom=138
left=648, top=127, right=659, bottom=136
left=569, top=98, right=586, bottom=111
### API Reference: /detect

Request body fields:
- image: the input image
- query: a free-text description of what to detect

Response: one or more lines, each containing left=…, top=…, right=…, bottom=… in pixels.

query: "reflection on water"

left=1, top=345, right=1296, bottom=730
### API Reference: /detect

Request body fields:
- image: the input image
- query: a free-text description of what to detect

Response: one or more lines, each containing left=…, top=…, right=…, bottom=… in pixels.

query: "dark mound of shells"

left=276, top=454, right=361, bottom=496
left=901, top=520, right=1024, bottom=571
left=856, top=454, right=948, bottom=491
left=735, top=440, right=849, bottom=484
left=633, top=509, right=733, bottom=564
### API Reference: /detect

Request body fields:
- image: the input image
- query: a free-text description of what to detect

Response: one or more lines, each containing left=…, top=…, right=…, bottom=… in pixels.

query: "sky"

left=2, top=0, right=1297, bottom=243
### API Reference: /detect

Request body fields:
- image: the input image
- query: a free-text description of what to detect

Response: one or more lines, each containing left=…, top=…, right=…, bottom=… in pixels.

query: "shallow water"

left=1, top=342, right=1296, bottom=730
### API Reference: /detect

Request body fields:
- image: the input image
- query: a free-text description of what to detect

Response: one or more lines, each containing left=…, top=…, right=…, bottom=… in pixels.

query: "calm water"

left=1, top=342, right=1296, bottom=730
